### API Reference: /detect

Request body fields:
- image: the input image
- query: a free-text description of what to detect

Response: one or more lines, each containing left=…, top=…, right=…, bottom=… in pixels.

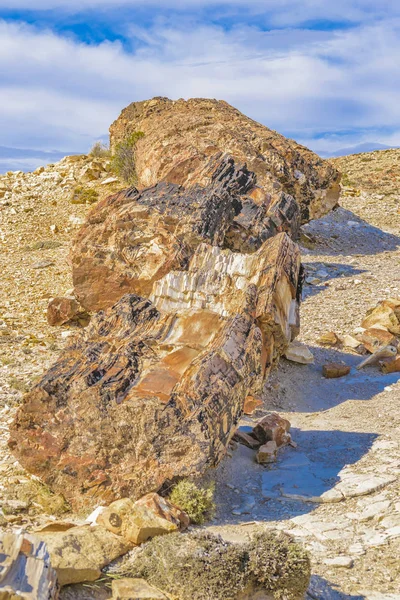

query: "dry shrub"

left=169, top=480, right=215, bottom=524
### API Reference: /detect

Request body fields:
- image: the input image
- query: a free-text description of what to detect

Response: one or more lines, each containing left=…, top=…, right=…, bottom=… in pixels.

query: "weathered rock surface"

left=112, top=578, right=168, bottom=600
left=252, top=413, right=291, bottom=447
left=47, top=296, right=84, bottom=326
left=10, top=232, right=300, bottom=510
left=97, top=493, right=189, bottom=544
left=37, top=525, right=131, bottom=586
left=110, top=96, right=340, bottom=223
left=0, top=532, right=59, bottom=599
left=71, top=155, right=301, bottom=312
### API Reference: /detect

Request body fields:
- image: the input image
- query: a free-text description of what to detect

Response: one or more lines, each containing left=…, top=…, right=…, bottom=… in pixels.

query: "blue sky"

left=0, top=0, right=399, bottom=170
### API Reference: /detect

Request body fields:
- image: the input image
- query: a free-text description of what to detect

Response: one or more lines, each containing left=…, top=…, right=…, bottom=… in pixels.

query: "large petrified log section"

left=110, top=97, right=341, bottom=222
left=72, top=155, right=300, bottom=312
left=10, top=99, right=338, bottom=509
left=10, top=233, right=300, bottom=510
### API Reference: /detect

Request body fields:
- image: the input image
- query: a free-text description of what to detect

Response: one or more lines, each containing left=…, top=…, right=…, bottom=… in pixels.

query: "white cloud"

left=0, top=14, right=400, bottom=158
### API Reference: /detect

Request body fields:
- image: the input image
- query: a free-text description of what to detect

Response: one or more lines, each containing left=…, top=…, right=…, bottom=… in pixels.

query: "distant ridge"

left=320, top=142, right=398, bottom=159
left=0, top=146, right=81, bottom=173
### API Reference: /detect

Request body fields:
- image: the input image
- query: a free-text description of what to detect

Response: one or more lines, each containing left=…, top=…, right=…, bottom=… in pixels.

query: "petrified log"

left=71, top=155, right=301, bottom=312
left=110, top=96, right=341, bottom=222
left=10, top=233, right=300, bottom=510
left=0, top=532, right=59, bottom=599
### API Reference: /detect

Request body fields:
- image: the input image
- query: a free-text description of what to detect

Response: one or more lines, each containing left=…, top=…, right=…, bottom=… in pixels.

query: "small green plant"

left=111, top=131, right=144, bottom=185
left=169, top=479, right=215, bottom=524
left=89, top=141, right=111, bottom=158
left=71, top=185, right=99, bottom=205
left=8, top=377, right=29, bottom=393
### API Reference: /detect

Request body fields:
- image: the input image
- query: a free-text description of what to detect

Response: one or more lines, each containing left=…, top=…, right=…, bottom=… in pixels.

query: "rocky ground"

left=0, top=152, right=399, bottom=599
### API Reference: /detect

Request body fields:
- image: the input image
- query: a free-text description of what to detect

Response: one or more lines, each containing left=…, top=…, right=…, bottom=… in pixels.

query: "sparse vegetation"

left=169, top=480, right=215, bottom=524
left=111, top=131, right=144, bottom=185
left=71, top=185, right=99, bottom=205
left=8, top=376, right=29, bottom=393
left=5, top=479, right=70, bottom=516
left=119, top=530, right=310, bottom=600
left=89, top=140, right=111, bottom=158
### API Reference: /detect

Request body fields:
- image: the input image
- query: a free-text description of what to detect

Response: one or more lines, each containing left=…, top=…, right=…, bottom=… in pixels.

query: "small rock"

left=243, top=395, right=263, bottom=415
left=316, top=331, right=341, bottom=346
left=342, top=334, right=362, bottom=350
left=102, top=177, right=119, bottom=185
left=252, top=413, right=291, bottom=447
left=256, top=441, right=278, bottom=464
left=47, top=297, right=83, bottom=326
left=32, top=260, right=54, bottom=269
left=97, top=493, right=189, bottom=545
left=232, top=430, right=261, bottom=450
left=284, top=342, right=314, bottom=364
left=322, top=363, right=351, bottom=379
left=38, top=525, right=131, bottom=586
left=323, top=556, right=354, bottom=568
left=112, top=578, right=167, bottom=600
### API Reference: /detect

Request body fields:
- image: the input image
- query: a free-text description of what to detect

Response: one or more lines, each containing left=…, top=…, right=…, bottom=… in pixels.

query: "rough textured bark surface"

left=71, top=155, right=300, bottom=312
left=10, top=233, right=300, bottom=511
left=0, top=532, right=59, bottom=599
left=109, top=97, right=341, bottom=223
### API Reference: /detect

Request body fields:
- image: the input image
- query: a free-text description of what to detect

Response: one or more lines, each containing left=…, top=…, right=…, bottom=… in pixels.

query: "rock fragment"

left=284, top=341, right=314, bottom=364
left=361, top=298, right=400, bottom=334
left=112, top=578, right=168, bottom=600
left=316, top=331, right=341, bottom=346
left=97, top=493, right=189, bottom=544
left=46, top=296, right=84, bottom=326
left=256, top=441, right=278, bottom=464
left=0, top=532, right=59, bottom=598
left=322, top=363, right=351, bottom=379
left=37, top=525, right=131, bottom=586
left=381, top=357, right=400, bottom=374
left=252, top=413, right=291, bottom=447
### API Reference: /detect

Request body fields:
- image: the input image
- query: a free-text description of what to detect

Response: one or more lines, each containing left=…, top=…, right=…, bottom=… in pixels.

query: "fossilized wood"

left=110, top=96, right=341, bottom=222
left=71, top=155, right=301, bottom=312
left=0, top=532, right=59, bottom=599
left=10, top=233, right=300, bottom=511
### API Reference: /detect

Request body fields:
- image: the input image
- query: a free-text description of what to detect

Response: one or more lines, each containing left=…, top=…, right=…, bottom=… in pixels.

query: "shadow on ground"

left=302, top=207, right=400, bottom=256
left=213, top=426, right=377, bottom=525
left=308, top=575, right=366, bottom=600
left=263, top=345, right=400, bottom=413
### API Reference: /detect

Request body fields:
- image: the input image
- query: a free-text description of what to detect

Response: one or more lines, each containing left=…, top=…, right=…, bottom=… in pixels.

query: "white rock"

left=101, top=177, right=119, bottom=185
left=323, top=556, right=354, bottom=568
left=284, top=342, right=314, bottom=365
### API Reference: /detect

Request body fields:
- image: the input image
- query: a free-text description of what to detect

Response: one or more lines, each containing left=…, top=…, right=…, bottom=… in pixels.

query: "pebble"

left=323, top=556, right=354, bottom=569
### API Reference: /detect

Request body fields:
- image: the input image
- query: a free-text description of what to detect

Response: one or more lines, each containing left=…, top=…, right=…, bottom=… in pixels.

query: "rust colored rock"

left=322, top=363, right=351, bottom=379
left=358, top=327, right=396, bottom=354
left=243, top=395, right=263, bottom=415
left=380, top=357, right=400, bottom=374
left=9, top=232, right=300, bottom=510
left=110, top=97, right=341, bottom=223
left=252, top=413, right=291, bottom=447
left=97, top=493, right=189, bottom=544
left=47, top=296, right=82, bottom=326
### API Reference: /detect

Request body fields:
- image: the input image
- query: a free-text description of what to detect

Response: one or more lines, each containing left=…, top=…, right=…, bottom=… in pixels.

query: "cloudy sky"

left=0, top=0, right=398, bottom=170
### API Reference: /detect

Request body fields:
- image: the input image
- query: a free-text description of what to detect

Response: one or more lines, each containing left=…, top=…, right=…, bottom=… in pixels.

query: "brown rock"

left=37, top=525, right=131, bottom=586
left=9, top=232, right=301, bottom=510
left=243, top=395, right=263, bottom=415
left=256, top=441, right=278, bottom=464
left=357, top=327, right=396, bottom=354
left=361, top=299, right=400, bottom=335
left=110, top=97, right=340, bottom=223
left=97, top=493, right=189, bottom=544
left=112, top=578, right=167, bottom=600
left=232, top=430, right=261, bottom=450
left=380, top=357, right=400, bottom=374
left=0, top=532, right=59, bottom=598
left=322, top=363, right=351, bottom=379
left=317, top=331, right=341, bottom=346
left=252, top=413, right=291, bottom=447
left=47, top=296, right=82, bottom=326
